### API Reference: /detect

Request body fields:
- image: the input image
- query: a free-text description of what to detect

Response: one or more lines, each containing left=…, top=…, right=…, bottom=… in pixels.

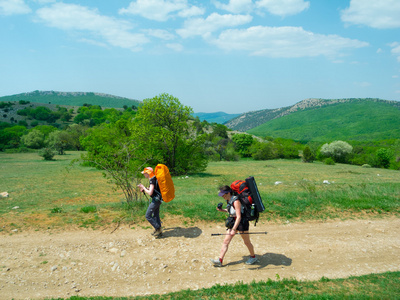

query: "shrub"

left=51, top=207, right=62, bottom=213
left=232, top=133, right=254, bottom=157
left=324, top=157, right=335, bottom=165
left=81, top=205, right=97, bottom=213
left=21, top=129, right=45, bottom=149
left=362, top=164, right=371, bottom=168
left=302, top=146, right=315, bottom=163
left=38, top=147, right=56, bottom=160
left=375, top=148, right=392, bottom=169
left=320, top=140, right=353, bottom=163
left=251, top=141, right=277, bottom=160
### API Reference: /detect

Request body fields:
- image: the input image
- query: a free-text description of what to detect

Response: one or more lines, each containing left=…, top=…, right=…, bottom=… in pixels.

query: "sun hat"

left=141, top=167, right=153, bottom=173
left=218, top=189, right=229, bottom=197
left=141, top=167, right=155, bottom=177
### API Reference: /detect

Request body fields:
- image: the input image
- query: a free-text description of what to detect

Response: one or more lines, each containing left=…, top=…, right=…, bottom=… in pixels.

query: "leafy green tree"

left=251, top=141, right=277, bottom=160
left=131, top=93, right=207, bottom=175
left=0, top=123, right=27, bottom=150
left=38, top=147, right=57, bottom=160
left=274, top=138, right=302, bottom=159
left=32, top=107, right=53, bottom=121
left=320, top=140, right=353, bottom=163
left=46, top=131, right=73, bottom=155
left=34, top=125, right=58, bottom=138
left=21, top=129, right=45, bottom=149
left=375, top=148, right=392, bottom=169
left=302, top=146, right=315, bottom=163
left=205, top=137, right=239, bottom=161
left=80, top=119, right=150, bottom=203
left=232, top=133, right=254, bottom=157
left=66, top=124, right=89, bottom=151
left=212, top=124, right=228, bottom=139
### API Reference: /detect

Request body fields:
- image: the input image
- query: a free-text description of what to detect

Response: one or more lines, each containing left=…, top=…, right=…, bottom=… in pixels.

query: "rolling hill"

left=225, top=98, right=400, bottom=132
left=246, top=99, right=400, bottom=142
left=192, top=111, right=240, bottom=124
left=0, top=90, right=141, bottom=108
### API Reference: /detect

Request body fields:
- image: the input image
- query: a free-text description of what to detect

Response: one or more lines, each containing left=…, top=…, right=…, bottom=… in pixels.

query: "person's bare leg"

left=219, top=233, right=235, bottom=261
left=240, top=231, right=255, bottom=256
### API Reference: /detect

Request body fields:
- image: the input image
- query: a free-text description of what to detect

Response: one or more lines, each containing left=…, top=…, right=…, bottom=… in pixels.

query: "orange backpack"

left=154, top=164, right=175, bottom=203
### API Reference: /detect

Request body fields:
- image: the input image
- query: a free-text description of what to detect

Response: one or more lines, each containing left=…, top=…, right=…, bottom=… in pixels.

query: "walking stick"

left=211, top=232, right=267, bottom=236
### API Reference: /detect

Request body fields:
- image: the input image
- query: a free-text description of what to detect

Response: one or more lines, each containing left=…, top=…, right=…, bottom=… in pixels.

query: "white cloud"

left=78, top=38, right=108, bottom=48
left=255, top=0, right=310, bottom=17
left=214, top=0, right=253, bottom=14
left=166, top=43, right=183, bottom=51
left=36, top=3, right=149, bottom=51
left=213, top=0, right=309, bottom=16
left=177, top=13, right=252, bottom=38
left=211, top=26, right=369, bottom=58
left=144, top=29, right=175, bottom=40
left=390, top=42, right=400, bottom=62
left=119, top=0, right=204, bottom=22
left=341, top=0, right=400, bottom=29
left=0, top=0, right=31, bottom=15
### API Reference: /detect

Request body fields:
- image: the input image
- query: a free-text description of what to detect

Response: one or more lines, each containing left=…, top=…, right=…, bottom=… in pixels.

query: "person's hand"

left=228, top=229, right=236, bottom=236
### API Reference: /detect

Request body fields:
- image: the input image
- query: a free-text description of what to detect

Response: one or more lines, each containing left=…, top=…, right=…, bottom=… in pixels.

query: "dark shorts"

left=226, top=217, right=249, bottom=231
left=237, top=218, right=249, bottom=232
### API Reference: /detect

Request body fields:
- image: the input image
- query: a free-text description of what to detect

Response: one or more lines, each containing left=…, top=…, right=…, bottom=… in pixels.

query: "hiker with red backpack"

left=138, top=167, right=163, bottom=237
left=210, top=185, right=259, bottom=267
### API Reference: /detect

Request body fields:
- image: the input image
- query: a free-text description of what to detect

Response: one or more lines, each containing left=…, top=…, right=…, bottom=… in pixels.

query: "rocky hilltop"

left=225, top=98, right=399, bottom=132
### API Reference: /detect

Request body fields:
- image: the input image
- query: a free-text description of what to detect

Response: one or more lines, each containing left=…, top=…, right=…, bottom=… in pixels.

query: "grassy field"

left=44, top=271, right=400, bottom=299
left=1, top=152, right=399, bottom=299
left=0, top=151, right=399, bottom=231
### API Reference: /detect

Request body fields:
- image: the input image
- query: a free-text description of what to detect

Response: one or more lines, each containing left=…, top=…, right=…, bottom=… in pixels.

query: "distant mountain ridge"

left=0, top=90, right=141, bottom=108
left=246, top=99, right=400, bottom=142
left=225, top=98, right=400, bottom=132
left=193, top=111, right=240, bottom=124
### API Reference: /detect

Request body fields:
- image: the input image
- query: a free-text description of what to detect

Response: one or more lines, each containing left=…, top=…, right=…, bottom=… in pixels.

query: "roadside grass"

left=0, top=152, right=399, bottom=231
left=47, top=271, right=399, bottom=300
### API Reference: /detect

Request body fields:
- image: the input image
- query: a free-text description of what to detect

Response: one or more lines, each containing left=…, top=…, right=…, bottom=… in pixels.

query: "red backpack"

left=230, top=180, right=259, bottom=225
left=230, top=180, right=253, bottom=204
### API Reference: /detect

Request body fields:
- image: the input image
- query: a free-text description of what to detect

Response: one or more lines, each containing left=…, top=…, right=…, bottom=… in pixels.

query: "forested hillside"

left=247, top=100, right=400, bottom=142
left=225, top=98, right=400, bottom=134
left=0, top=90, right=140, bottom=108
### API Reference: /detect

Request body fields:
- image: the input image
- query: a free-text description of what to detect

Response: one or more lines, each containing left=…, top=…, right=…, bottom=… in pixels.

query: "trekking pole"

left=211, top=232, right=267, bottom=236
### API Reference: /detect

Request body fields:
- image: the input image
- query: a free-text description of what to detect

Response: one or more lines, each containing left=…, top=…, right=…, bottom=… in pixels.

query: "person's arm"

left=216, top=207, right=228, bottom=213
left=229, top=201, right=241, bottom=234
left=138, top=182, right=155, bottom=196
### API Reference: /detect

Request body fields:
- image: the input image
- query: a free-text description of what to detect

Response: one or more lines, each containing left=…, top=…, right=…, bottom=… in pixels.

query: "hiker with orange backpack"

left=210, top=185, right=259, bottom=267
left=138, top=167, right=163, bottom=237
left=138, top=165, right=175, bottom=237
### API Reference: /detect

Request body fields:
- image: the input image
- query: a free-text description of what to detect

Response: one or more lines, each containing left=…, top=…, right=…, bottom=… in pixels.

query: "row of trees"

left=1, top=94, right=399, bottom=204
left=1, top=94, right=400, bottom=172
left=2, top=100, right=137, bottom=129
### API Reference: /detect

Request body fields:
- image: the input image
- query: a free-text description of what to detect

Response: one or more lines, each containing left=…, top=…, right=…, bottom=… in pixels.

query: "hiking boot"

left=245, top=256, right=259, bottom=265
left=153, top=227, right=162, bottom=237
left=210, top=258, right=222, bottom=267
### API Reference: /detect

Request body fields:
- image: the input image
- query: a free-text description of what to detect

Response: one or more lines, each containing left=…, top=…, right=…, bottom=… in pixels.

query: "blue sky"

left=1, top=0, right=400, bottom=113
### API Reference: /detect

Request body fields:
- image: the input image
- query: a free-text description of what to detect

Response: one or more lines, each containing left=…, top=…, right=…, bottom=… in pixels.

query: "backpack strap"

left=152, top=178, right=163, bottom=201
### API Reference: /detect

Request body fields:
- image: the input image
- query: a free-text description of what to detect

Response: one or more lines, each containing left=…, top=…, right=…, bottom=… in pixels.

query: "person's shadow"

left=227, top=252, right=292, bottom=270
left=158, top=227, right=202, bottom=238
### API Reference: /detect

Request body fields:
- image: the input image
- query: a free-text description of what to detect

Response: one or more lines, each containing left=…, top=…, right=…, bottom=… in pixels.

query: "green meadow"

left=46, top=271, right=400, bottom=300
left=0, top=151, right=399, bottom=231
left=1, top=151, right=399, bottom=299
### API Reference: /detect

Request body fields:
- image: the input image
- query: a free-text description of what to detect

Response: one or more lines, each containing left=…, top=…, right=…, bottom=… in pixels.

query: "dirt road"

left=1, top=217, right=399, bottom=299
